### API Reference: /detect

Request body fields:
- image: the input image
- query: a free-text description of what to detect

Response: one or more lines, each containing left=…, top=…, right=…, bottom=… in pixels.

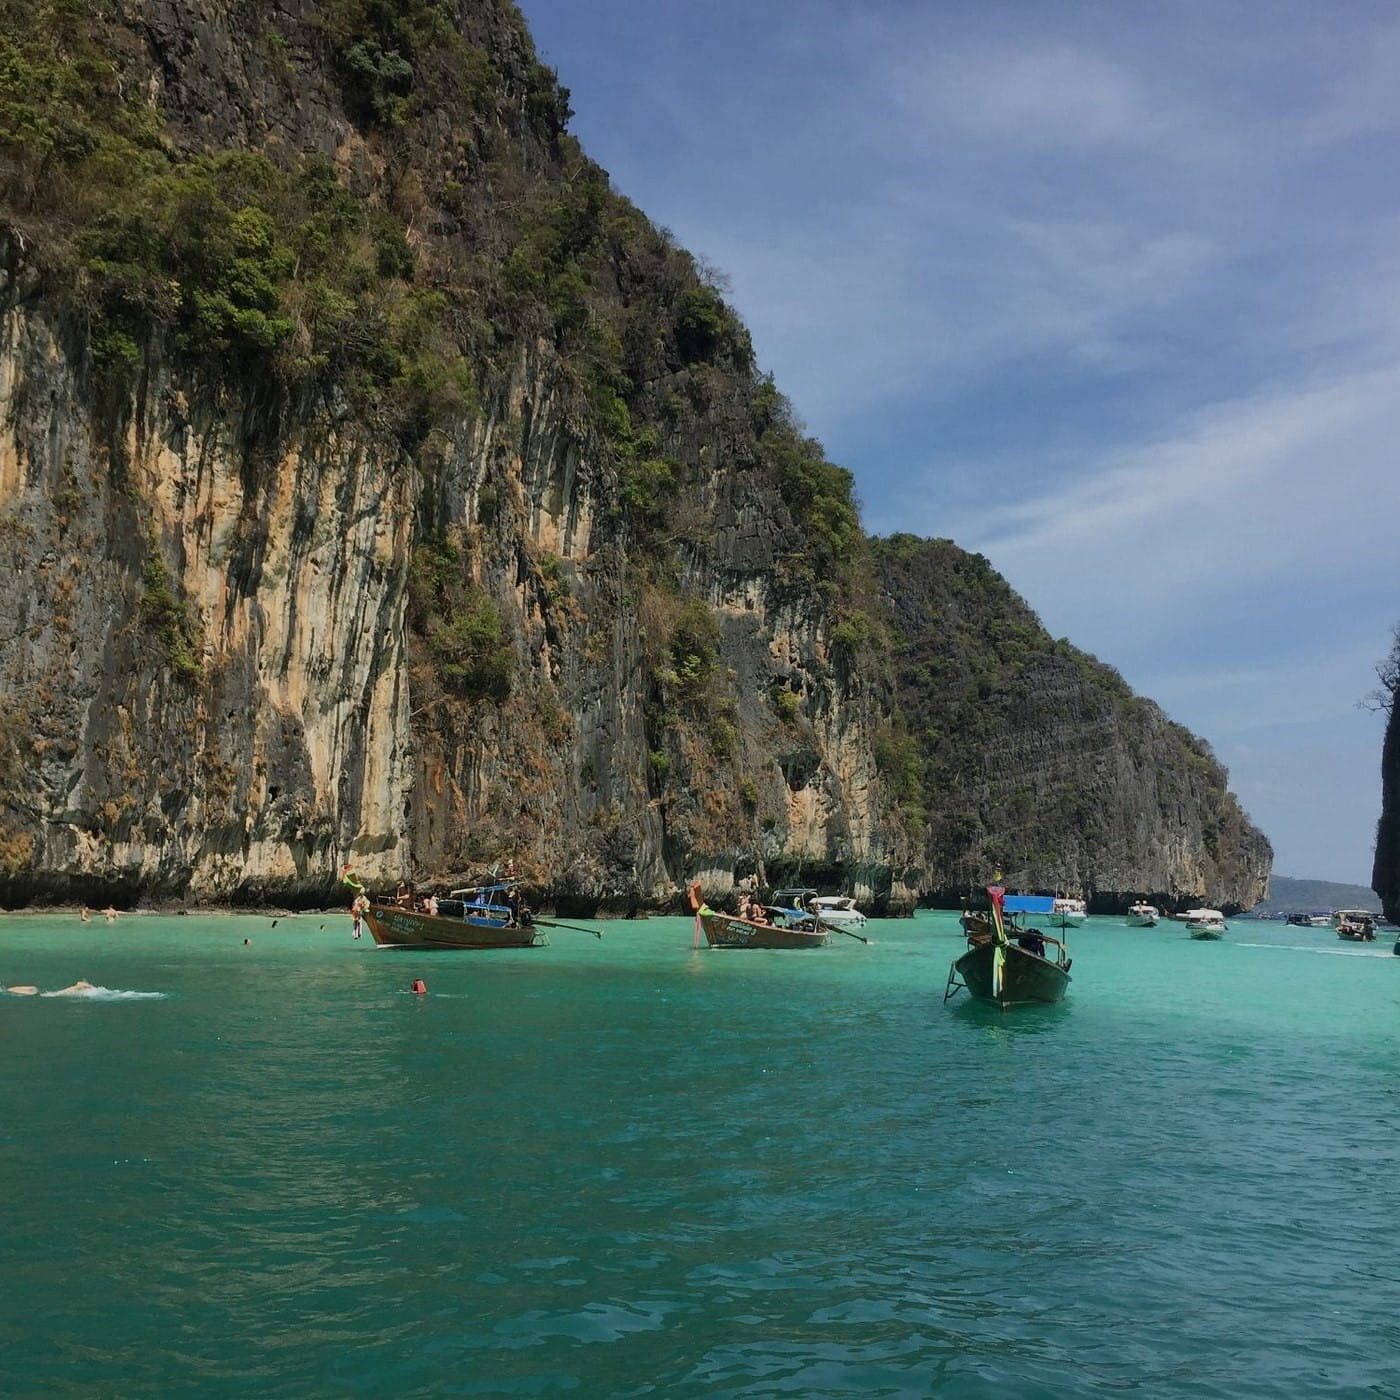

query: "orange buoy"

left=411, top=979, right=427, bottom=995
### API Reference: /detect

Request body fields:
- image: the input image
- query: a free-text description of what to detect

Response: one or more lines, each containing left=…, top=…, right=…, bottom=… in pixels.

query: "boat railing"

left=463, top=900, right=514, bottom=924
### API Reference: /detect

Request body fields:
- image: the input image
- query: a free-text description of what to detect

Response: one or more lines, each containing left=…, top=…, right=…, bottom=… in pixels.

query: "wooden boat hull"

left=700, top=912, right=829, bottom=950
left=952, top=939, right=1070, bottom=1007
left=364, top=905, right=548, bottom=950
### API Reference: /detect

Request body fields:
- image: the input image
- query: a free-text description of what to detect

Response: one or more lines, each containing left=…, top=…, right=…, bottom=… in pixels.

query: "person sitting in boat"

left=1017, top=929, right=1047, bottom=958
left=424, top=892, right=439, bottom=917
left=395, top=882, right=413, bottom=908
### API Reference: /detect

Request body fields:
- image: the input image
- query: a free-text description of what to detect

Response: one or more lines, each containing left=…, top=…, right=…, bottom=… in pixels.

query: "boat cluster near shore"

left=16, top=881, right=1392, bottom=1014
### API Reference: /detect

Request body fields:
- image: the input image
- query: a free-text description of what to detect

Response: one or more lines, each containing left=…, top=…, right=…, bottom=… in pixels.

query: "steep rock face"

left=0, top=242, right=911, bottom=907
left=875, top=537, right=1272, bottom=911
left=1373, top=689, right=1400, bottom=923
left=0, top=259, right=414, bottom=900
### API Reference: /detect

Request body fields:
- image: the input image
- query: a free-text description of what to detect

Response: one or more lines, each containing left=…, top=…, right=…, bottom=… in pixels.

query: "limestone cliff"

left=874, top=537, right=1272, bottom=912
left=1371, top=634, right=1399, bottom=922
left=0, top=0, right=1269, bottom=912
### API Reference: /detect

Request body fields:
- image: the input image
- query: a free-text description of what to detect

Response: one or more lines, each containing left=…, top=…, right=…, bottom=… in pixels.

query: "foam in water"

left=31, top=985, right=166, bottom=1000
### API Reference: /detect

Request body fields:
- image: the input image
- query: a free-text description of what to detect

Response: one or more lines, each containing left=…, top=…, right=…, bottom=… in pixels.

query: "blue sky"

left=516, top=0, right=1398, bottom=886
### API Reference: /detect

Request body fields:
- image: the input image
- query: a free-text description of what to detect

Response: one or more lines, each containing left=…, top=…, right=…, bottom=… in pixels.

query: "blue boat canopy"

left=1002, top=894, right=1055, bottom=914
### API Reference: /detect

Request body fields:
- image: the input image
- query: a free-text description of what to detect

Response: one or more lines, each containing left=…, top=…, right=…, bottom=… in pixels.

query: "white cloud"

left=893, top=41, right=1156, bottom=150
left=949, top=362, right=1399, bottom=596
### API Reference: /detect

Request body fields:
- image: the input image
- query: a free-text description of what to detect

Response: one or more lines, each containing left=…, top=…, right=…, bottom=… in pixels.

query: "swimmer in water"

left=3, top=980, right=92, bottom=996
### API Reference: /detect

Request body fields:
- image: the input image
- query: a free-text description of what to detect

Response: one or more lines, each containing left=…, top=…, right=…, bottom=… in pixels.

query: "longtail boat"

left=686, top=881, right=829, bottom=950
left=364, top=882, right=548, bottom=950
left=698, top=909, right=830, bottom=950
left=945, top=887, right=1071, bottom=1008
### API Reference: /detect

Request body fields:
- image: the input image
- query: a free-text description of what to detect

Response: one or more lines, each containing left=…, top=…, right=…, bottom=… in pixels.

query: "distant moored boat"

left=1050, top=896, right=1088, bottom=927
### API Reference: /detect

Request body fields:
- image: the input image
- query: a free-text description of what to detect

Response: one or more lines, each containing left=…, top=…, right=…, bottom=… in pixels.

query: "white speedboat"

left=769, top=888, right=868, bottom=929
left=1184, top=908, right=1226, bottom=939
left=1126, top=901, right=1159, bottom=927
left=809, top=894, right=868, bottom=928
left=1050, top=897, right=1088, bottom=927
left=1333, top=909, right=1376, bottom=942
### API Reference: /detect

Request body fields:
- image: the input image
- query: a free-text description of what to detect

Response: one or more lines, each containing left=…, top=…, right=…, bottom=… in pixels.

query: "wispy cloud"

left=953, top=364, right=1400, bottom=560
left=893, top=40, right=1158, bottom=151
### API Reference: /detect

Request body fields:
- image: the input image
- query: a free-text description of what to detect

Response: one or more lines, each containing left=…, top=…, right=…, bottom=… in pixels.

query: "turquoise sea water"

left=3, top=910, right=1400, bottom=1398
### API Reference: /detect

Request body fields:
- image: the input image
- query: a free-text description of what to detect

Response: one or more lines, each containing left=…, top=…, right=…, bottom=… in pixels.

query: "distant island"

left=1254, top=876, right=1380, bottom=915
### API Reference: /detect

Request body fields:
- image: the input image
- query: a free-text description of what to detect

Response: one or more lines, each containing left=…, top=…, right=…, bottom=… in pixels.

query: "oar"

left=532, top=917, right=603, bottom=939
left=812, top=910, right=871, bottom=944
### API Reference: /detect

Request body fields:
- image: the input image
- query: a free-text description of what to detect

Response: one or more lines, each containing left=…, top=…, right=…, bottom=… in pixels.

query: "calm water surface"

left=3, top=910, right=1400, bottom=1397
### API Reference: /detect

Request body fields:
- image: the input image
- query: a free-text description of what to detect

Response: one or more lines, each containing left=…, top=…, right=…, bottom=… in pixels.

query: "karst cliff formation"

left=0, top=0, right=1271, bottom=912
left=1371, top=635, right=1399, bottom=922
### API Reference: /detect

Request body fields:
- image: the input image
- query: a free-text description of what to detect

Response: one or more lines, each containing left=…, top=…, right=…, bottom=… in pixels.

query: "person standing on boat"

left=342, top=863, right=369, bottom=938
left=503, top=885, right=531, bottom=926
left=686, top=879, right=713, bottom=917
left=1017, top=929, right=1047, bottom=958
